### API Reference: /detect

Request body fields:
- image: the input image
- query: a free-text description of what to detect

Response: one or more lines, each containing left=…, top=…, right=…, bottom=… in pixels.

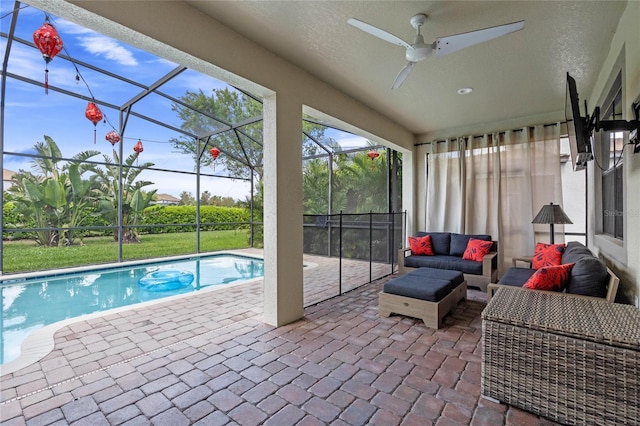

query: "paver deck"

left=0, top=252, right=556, bottom=425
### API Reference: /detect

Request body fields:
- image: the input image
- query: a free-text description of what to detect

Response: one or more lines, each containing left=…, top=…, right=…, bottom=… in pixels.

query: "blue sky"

left=1, top=4, right=369, bottom=200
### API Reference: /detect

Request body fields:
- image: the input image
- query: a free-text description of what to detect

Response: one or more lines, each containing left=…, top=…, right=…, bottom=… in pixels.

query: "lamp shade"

left=532, top=202, right=572, bottom=244
left=532, top=202, right=573, bottom=225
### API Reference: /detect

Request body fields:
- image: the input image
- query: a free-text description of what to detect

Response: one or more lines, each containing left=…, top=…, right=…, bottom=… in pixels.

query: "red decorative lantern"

left=33, top=19, right=64, bottom=94
left=209, top=146, right=221, bottom=160
left=105, top=130, right=121, bottom=146
left=85, top=102, right=103, bottom=144
left=367, top=150, right=380, bottom=160
left=133, top=140, right=144, bottom=153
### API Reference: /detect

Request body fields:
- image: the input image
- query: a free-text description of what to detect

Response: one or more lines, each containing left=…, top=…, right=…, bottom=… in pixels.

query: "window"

left=600, top=74, right=623, bottom=239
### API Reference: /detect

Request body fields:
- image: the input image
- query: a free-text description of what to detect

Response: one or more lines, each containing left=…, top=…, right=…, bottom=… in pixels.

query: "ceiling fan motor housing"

left=406, top=39, right=433, bottom=61
left=406, top=14, right=432, bottom=62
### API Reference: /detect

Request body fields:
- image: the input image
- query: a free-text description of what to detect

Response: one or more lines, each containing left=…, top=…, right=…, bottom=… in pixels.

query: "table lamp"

left=532, top=202, right=572, bottom=244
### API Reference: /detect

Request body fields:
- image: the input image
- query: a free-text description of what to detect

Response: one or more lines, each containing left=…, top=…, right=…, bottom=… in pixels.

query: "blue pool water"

left=0, top=254, right=264, bottom=365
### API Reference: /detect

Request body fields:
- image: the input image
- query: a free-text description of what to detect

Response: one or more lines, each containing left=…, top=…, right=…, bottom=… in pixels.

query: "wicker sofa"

left=487, top=241, right=619, bottom=303
left=398, top=232, right=498, bottom=292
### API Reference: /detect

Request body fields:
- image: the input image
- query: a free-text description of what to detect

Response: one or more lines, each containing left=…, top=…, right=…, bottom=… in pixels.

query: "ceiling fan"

left=347, top=14, right=525, bottom=89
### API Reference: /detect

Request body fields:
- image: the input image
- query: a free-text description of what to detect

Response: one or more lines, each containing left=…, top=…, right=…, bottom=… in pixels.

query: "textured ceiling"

left=184, top=0, right=626, bottom=136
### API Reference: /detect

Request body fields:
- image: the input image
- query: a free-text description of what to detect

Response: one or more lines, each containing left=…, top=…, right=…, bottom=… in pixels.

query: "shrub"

left=140, top=205, right=251, bottom=234
left=3, top=201, right=36, bottom=240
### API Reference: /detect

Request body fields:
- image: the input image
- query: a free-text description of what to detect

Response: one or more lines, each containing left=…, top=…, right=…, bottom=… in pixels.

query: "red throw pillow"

left=523, top=263, right=574, bottom=291
left=532, top=242, right=566, bottom=269
left=408, top=235, right=434, bottom=256
left=462, top=238, right=493, bottom=262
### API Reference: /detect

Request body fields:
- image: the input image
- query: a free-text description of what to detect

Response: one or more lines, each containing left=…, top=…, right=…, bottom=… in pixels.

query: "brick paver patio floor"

left=0, top=252, right=556, bottom=425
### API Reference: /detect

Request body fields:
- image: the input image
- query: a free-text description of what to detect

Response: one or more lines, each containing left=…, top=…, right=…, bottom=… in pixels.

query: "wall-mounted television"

left=565, top=73, right=593, bottom=171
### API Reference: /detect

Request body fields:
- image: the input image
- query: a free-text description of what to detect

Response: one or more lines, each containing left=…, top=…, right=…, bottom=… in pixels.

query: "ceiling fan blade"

left=391, top=62, right=416, bottom=90
left=347, top=18, right=412, bottom=50
left=434, top=20, right=524, bottom=57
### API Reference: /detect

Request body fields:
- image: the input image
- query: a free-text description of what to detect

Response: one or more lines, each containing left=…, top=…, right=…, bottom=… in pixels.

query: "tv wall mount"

left=588, top=100, right=640, bottom=153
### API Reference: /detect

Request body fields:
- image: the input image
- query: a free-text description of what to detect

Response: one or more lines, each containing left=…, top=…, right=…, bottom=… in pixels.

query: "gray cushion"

left=404, top=254, right=483, bottom=275
left=409, top=267, right=465, bottom=287
left=449, top=233, right=492, bottom=256
left=497, top=267, right=536, bottom=287
left=417, top=232, right=451, bottom=255
left=562, top=248, right=593, bottom=264
left=562, top=241, right=594, bottom=264
left=565, top=258, right=609, bottom=298
left=383, top=275, right=452, bottom=302
left=565, top=241, right=587, bottom=251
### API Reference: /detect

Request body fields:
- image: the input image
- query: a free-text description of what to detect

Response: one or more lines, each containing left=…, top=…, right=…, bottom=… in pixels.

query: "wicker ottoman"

left=379, top=268, right=466, bottom=328
left=482, top=287, right=640, bottom=425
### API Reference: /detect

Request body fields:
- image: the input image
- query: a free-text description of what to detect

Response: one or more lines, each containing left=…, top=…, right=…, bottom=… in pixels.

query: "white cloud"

left=53, top=18, right=95, bottom=35
left=3, top=43, right=43, bottom=80
left=78, top=35, right=138, bottom=67
left=174, top=73, right=228, bottom=92
left=151, top=57, right=179, bottom=68
left=332, top=134, right=370, bottom=150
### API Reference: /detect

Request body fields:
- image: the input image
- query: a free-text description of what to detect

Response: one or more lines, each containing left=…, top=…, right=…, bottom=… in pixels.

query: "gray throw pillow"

left=565, top=258, right=609, bottom=298
left=450, top=233, right=492, bottom=256
left=417, top=232, right=451, bottom=255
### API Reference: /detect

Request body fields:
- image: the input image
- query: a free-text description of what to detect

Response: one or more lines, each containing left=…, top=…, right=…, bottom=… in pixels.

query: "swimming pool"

left=0, top=253, right=264, bottom=365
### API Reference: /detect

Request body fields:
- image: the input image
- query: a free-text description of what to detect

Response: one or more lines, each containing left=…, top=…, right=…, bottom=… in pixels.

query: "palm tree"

left=338, top=150, right=389, bottom=213
left=8, top=136, right=100, bottom=246
left=302, top=158, right=330, bottom=214
left=93, top=149, right=157, bottom=243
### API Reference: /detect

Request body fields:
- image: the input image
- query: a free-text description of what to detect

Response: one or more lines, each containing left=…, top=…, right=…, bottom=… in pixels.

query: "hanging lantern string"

left=33, top=13, right=63, bottom=94
left=121, top=137, right=177, bottom=144
left=0, top=4, right=30, bottom=20
left=44, top=13, right=120, bottom=137
left=45, top=13, right=97, bottom=100
left=85, top=99, right=103, bottom=144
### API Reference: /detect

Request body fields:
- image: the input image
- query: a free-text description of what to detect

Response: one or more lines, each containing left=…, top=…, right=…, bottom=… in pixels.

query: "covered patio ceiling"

left=181, top=1, right=627, bottom=138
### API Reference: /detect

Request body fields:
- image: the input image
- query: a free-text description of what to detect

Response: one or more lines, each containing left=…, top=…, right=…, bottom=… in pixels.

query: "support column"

left=262, top=93, right=304, bottom=326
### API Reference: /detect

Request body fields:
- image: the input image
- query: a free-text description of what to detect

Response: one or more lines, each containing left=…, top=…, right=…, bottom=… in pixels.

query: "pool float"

left=138, top=285, right=194, bottom=302
left=138, top=270, right=194, bottom=292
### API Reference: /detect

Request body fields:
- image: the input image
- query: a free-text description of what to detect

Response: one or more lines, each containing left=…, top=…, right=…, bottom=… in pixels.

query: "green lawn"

left=1, top=230, right=251, bottom=274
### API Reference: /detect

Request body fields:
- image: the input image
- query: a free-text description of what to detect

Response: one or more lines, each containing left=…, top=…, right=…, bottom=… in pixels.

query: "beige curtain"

left=464, top=134, right=500, bottom=237
left=499, top=126, right=564, bottom=269
left=425, top=124, right=563, bottom=274
left=425, top=138, right=465, bottom=232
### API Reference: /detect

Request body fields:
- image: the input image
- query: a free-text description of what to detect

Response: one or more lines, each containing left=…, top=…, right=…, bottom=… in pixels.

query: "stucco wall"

left=588, top=0, right=640, bottom=306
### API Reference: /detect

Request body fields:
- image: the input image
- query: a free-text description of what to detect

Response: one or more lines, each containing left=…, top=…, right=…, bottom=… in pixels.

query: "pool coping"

left=1, top=251, right=320, bottom=376
left=0, top=275, right=264, bottom=376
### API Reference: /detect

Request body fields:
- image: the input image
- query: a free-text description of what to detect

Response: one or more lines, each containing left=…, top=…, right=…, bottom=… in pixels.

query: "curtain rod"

left=414, top=121, right=559, bottom=147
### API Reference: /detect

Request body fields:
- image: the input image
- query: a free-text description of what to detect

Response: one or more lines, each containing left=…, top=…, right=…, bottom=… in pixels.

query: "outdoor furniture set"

left=397, top=231, right=498, bottom=291
left=381, top=232, right=497, bottom=328
left=383, top=237, right=619, bottom=331
left=382, top=235, right=639, bottom=423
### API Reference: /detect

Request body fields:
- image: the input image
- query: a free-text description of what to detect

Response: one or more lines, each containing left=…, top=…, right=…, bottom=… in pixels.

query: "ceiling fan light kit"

left=348, top=14, right=525, bottom=89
